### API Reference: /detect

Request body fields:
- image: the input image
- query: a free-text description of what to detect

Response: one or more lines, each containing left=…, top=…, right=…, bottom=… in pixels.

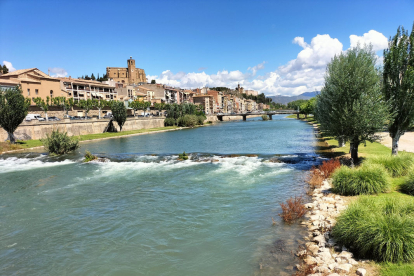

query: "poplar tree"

left=316, top=45, right=389, bottom=164
left=111, top=101, right=127, bottom=131
left=383, top=24, right=414, bottom=155
left=0, top=87, right=30, bottom=143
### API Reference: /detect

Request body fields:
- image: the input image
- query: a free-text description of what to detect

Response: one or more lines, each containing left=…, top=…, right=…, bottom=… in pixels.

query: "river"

left=0, top=115, right=319, bottom=275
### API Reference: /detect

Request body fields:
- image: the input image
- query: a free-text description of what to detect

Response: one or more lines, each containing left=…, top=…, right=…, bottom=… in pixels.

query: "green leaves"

left=41, top=129, right=79, bottom=155
left=0, top=87, right=30, bottom=143
left=111, top=101, right=127, bottom=131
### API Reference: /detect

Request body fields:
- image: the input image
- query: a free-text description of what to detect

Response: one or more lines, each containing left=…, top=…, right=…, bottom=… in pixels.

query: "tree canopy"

left=0, top=87, right=30, bottom=143
left=316, top=45, right=389, bottom=163
left=383, top=24, right=414, bottom=155
left=111, top=101, right=127, bottom=131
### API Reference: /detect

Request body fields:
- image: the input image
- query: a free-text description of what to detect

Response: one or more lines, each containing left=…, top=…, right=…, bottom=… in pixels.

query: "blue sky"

left=1, top=0, right=413, bottom=96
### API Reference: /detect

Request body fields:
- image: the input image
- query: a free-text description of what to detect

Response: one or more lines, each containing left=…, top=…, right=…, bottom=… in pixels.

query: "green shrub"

left=364, top=153, right=414, bottom=177
left=178, top=151, right=189, bottom=160
left=197, top=115, right=205, bottom=125
left=332, top=164, right=389, bottom=195
left=400, top=172, right=414, bottom=195
left=177, top=115, right=198, bottom=127
left=84, top=150, right=97, bottom=162
left=41, top=129, right=79, bottom=155
left=332, top=196, right=414, bottom=262
left=164, top=117, right=176, bottom=126
left=261, top=114, right=269, bottom=121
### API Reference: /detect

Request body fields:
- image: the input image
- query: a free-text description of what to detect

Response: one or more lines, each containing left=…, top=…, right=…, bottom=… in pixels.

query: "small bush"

left=278, top=196, right=306, bottom=224
left=177, top=115, right=198, bottom=127
left=400, top=172, right=414, bottom=195
left=164, top=118, right=176, bottom=126
left=307, top=169, right=324, bottom=189
left=84, top=150, right=97, bottom=162
left=364, top=153, right=414, bottom=177
left=261, top=114, right=269, bottom=121
left=319, top=159, right=341, bottom=178
left=332, top=196, right=414, bottom=262
left=42, top=129, right=79, bottom=155
left=178, top=151, right=189, bottom=160
left=332, top=164, right=390, bottom=195
left=196, top=115, right=205, bottom=125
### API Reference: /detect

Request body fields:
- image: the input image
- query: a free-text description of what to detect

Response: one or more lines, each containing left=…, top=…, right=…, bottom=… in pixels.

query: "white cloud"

left=148, top=30, right=387, bottom=96
left=349, top=30, right=388, bottom=52
left=49, top=67, right=68, bottom=77
left=2, top=61, right=16, bottom=72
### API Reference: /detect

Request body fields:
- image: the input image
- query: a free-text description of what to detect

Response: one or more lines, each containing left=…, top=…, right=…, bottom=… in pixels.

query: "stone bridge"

left=216, top=110, right=300, bottom=121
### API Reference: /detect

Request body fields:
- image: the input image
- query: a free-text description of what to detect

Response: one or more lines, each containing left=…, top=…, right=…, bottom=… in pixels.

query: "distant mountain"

left=270, top=91, right=319, bottom=105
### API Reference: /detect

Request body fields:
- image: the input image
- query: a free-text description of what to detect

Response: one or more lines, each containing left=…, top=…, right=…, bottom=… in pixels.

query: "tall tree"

left=151, top=79, right=156, bottom=84
left=33, top=96, right=52, bottom=121
left=91, top=73, right=96, bottom=80
left=0, top=87, right=30, bottom=143
left=316, top=45, right=389, bottom=164
left=111, top=101, right=127, bottom=131
left=383, top=24, right=414, bottom=155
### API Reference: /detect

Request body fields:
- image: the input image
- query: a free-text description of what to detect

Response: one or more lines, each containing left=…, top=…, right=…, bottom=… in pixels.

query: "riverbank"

left=293, top=116, right=414, bottom=276
left=0, top=126, right=182, bottom=154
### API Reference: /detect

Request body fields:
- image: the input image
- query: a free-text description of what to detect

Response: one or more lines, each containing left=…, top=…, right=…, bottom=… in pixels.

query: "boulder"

left=335, top=263, right=352, bottom=273
left=356, top=268, right=367, bottom=276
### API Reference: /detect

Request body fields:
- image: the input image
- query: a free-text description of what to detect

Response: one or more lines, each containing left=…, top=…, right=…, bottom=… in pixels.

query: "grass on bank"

left=0, top=126, right=180, bottom=153
left=295, top=116, right=414, bottom=275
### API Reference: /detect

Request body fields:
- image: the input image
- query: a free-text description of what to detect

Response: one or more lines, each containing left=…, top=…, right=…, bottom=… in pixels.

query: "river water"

left=0, top=115, right=319, bottom=276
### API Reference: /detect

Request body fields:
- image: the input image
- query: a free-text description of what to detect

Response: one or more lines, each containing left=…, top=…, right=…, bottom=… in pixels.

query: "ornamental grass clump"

left=332, top=196, right=414, bottom=262
left=41, top=129, right=79, bottom=155
left=400, top=171, right=414, bottom=195
left=332, top=164, right=389, bottom=195
left=363, top=153, right=414, bottom=177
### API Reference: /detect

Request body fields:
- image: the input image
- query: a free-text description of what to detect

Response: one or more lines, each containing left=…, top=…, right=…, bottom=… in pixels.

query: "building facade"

left=0, top=68, right=64, bottom=104
left=60, top=77, right=116, bottom=101
left=106, top=57, right=146, bottom=85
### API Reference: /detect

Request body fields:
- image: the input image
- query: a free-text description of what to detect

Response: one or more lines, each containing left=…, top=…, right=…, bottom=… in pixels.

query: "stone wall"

left=0, top=118, right=165, bottom=141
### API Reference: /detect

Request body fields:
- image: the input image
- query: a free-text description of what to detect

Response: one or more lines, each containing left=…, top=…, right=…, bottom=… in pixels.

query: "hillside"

left=270, top=91, right=319, bottom=105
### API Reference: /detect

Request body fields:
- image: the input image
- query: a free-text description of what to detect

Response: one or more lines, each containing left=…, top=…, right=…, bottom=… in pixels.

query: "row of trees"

left=314, top=24, right=414, bottom=163
left=31, top=97, right=113, bottom=120
left=0, top=87, right=130, bottom=143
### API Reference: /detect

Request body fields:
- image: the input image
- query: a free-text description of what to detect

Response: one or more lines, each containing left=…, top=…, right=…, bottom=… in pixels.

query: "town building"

left=193, top=94, right=215, bottom=115
left=59, top=77, right=117, bottom=101
left=106, top=57, right=146, bottom=85
left=0, top=68, right=64, bottom=104
left=244, top=90, right=259, bottom=97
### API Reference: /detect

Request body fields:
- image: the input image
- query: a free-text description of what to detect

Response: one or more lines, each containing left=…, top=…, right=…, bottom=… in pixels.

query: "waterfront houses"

left=60, top=77, right=117, bottom=101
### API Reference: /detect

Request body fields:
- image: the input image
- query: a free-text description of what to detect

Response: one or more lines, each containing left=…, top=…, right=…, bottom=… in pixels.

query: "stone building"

left=106, top=56, right=146, bottom=85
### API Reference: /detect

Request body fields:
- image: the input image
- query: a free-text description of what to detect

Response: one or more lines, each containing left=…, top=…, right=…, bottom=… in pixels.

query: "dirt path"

left=379, top=131, right=414, bottom=153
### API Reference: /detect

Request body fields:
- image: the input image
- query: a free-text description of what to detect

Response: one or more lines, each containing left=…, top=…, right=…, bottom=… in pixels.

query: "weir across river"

left=216, top=110, right=300, bottom=121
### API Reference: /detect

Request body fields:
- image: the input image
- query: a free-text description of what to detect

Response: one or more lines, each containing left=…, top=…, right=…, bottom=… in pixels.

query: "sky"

left=0, top=0, right=413, bottom=96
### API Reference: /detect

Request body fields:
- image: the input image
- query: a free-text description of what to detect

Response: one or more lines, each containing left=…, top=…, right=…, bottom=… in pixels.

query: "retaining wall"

left=0, top=118, right=165, bottom=141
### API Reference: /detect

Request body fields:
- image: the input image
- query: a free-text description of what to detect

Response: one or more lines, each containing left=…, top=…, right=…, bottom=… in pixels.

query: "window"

left=27, top=89, right=30, bottom=96
left=50, top=90, right=53, bottom=98
left=35, top=89, right=38, bottom=95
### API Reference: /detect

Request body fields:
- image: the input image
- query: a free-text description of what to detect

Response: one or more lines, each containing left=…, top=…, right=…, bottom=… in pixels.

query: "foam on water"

left=0, top=156, right=75, bottom=174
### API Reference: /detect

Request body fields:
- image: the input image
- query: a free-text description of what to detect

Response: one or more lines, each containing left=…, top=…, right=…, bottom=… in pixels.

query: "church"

left=106, top=57, right=146, bottom=85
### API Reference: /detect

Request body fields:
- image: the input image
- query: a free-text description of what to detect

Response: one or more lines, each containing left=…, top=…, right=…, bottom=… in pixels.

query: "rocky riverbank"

left=295, top=179, right=369, bottom=276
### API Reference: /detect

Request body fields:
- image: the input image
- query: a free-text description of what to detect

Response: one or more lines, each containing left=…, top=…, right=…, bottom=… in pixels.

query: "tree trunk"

left=350, top=140, right=360, bottom=165
left=338, top=137, right=345, bottom=147
left=391, top=132, right=401, bottom=156
left=7, top=131, right=16, bottom=144
left=45, top=112, right=48, bottom=121
left=99, top=109, right=101, bottom=119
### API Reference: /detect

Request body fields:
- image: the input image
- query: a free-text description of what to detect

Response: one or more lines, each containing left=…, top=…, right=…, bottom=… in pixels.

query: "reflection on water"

left=0, top=116, right=319, bottom=276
